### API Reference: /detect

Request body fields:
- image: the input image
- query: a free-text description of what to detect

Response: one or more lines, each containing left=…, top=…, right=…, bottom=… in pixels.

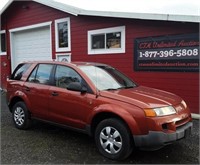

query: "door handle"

left=51, top=92, right=59, bottom=96
left=24, top=87, right=30, bottom=91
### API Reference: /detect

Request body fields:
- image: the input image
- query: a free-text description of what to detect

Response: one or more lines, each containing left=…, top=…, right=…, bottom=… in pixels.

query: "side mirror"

left=67, top=82, right=87, bottom=93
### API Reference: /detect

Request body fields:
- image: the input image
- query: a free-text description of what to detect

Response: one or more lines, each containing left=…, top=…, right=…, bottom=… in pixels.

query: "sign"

left=134, top=33, right=199, bottom=72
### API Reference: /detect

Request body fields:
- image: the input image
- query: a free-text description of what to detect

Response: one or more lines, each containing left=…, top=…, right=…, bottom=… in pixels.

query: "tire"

left=12, top=101, right=32, bottom=130
left=95, top=118, right=133, bottom=160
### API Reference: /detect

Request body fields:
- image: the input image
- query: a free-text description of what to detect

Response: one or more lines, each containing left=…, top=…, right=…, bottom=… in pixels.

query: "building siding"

left=1, top=1, right=199, bottom=113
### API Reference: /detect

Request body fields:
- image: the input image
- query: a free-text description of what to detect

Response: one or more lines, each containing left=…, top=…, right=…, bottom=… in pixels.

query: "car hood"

left=99, top=86, right=182, bottom=109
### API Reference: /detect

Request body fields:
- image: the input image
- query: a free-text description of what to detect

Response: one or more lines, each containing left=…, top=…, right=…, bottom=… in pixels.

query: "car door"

left=48, top=64, right=94, bottom=129
left=23, top=63, right=54, bottom=120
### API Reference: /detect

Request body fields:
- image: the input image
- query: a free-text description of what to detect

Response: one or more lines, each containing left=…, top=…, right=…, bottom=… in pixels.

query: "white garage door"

left=11, top=26, right=51, bottom=71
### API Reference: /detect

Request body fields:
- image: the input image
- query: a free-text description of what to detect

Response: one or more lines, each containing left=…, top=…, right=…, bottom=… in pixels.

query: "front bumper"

left=133, top=122, right=193, bottom=150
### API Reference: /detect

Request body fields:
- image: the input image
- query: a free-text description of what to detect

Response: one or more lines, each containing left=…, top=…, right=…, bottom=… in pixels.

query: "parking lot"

left=1, top=93, right=199, bottom=164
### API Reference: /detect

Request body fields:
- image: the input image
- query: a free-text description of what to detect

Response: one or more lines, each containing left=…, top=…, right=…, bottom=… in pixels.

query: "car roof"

left=20, top=61, right=110, bottom=67
left=72, top=61, right=110, bottom=67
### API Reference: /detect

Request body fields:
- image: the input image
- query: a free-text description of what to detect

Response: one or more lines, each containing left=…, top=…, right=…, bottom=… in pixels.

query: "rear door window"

left=28, top=64, right=54, bottom=85
left=11, top=63, right=31, bottom=80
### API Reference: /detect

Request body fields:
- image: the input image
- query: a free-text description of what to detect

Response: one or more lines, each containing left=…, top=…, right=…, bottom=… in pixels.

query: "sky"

left=0, top=0, right=199, bottom=16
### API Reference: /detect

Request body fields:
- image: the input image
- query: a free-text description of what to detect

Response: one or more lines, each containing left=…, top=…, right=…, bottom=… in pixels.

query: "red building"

left=0, top=0, right=199, bottom=115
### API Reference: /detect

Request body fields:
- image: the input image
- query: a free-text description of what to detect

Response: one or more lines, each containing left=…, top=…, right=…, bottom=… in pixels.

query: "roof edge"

left=1, top=0, right=199, bottom=23
left=0, top=0, right=81, bottom=16
left=0, top=0, right=13, bottom=16
left=33, top=0, right=81, bottom=16
left=79, top=10, right=200, bottom=23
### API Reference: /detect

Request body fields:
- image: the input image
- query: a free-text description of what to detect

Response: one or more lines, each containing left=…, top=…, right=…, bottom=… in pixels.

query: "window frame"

left=55, top=18, right=71, bottom=52
left=53, top=64, right=93, bottom=93
left=56, top=53, right=71, bottom=62
left=54, top=65, right=82, bottom=89
left=11, top=63, right=31, bottom=81
left=28, top=64, right=54, bottom=85
left=0, top=30, right=7, bottom=55
left=88, top=26, right=125, bottom=55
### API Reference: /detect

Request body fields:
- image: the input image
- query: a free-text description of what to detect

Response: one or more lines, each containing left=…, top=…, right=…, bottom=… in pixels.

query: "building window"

left=0, top=30, right=6, bottom=55
left=56, top=53, right=71, bottom=62
left=55, top=18, right=71, bottom=52
left=88, top=26, right=125, bottom=54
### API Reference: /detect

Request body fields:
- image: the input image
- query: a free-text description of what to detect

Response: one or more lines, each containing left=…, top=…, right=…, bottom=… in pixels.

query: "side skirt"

left=32, top=117, right=92, bottom=136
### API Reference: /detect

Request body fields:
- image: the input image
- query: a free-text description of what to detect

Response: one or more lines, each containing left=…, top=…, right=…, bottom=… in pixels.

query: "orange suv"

left=6, top=61, right=192, bottom=160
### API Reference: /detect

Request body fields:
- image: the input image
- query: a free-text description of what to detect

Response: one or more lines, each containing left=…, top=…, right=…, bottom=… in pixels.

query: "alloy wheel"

left=99, top=126, right=122, bottom=154
left=14, top=107, right=25, bottom=126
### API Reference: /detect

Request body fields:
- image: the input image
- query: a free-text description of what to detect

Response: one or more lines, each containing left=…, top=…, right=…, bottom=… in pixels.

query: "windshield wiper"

left=105, top=85, right=135, bottom=91
left=105, top=88, right=117, bottom=91
left=124, top=86, right=135, bottom=89
left=105, top=87, right=125, bottom=91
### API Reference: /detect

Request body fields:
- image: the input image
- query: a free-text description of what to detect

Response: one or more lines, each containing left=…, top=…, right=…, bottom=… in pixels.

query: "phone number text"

left=139, top=48, right=199, bottom=59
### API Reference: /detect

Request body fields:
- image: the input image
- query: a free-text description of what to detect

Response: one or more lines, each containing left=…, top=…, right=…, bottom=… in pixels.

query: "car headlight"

left=144, top=106, right=176, bottom=117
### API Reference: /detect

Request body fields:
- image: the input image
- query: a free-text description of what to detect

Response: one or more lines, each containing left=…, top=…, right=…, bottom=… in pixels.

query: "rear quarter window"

left=11, top=63, right=31, bottom=80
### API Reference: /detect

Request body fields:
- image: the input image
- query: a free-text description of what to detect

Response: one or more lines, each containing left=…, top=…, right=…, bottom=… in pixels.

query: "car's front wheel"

left=12, top=101, right=32, bottom=129
left=95, top=118, right=133, bottom=160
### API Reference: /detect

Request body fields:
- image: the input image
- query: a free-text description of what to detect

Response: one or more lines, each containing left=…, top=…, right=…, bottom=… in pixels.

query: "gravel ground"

left=1, top=93, right=199, bottom=164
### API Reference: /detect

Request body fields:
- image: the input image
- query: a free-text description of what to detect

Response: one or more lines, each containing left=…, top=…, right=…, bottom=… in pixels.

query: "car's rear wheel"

left=95, top=118, right=133, bottom=160
left=12, top=101, right=32, bottom=129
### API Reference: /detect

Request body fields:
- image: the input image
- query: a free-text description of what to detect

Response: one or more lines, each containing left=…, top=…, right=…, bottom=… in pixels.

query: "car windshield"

left=79, top=65, right=137, bottom=91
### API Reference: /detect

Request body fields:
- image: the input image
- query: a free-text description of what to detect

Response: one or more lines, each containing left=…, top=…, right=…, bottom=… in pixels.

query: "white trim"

left=49, top=23, right=53, bottom=63
left=55, top=18, right=71, bottom=52
left=0, top=52, right=7, bottom=55
left=0, top=30, right=7, bottom=55
left=9, top=21, right=52, bottom=72
left=88, top=26, right=125, bottom=55
left=192, top=113, right=200, bottom=119
left=81, top=10, right=200, bottom=23
left=56, top=53, right=71, bottom=62
left=10, top=31, right=14, bottom=72
left=9, top=21, right=52, bottom=33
